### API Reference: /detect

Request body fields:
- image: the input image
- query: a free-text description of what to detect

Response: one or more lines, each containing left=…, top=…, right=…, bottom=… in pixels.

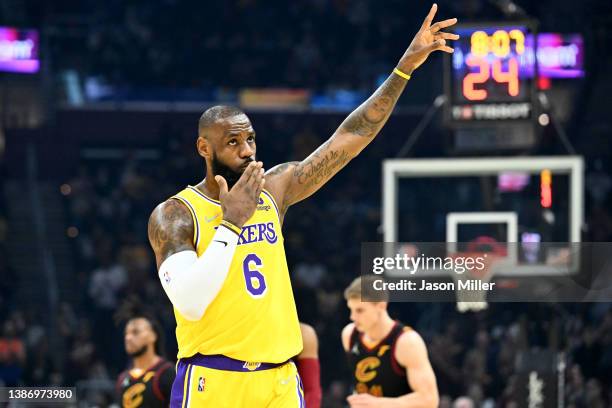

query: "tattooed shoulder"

left=148, top=199, right=195, bottom=267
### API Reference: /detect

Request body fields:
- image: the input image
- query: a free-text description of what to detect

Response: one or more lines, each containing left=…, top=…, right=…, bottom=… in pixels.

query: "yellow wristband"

left=220, top=219, right=242, bottom=236
left=393, top=67, right=411, bottom=80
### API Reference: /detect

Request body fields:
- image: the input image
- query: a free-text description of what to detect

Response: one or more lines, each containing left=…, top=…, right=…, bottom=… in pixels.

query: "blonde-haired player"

left=342, top=277, right=439, bottom=407
left=148, top=5, right=457, bottom=406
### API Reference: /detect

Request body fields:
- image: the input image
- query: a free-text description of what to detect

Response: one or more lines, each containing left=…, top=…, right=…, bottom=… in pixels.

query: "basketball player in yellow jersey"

left=147, top=4, right=458, bottom=407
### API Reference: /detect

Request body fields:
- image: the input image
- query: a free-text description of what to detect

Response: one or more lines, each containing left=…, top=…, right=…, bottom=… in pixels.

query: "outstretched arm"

left=266, top=4, right=458, bottom=215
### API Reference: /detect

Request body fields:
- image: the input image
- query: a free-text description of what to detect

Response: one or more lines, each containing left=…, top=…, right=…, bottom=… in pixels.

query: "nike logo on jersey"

left=213, top=240, right=228, bottom=247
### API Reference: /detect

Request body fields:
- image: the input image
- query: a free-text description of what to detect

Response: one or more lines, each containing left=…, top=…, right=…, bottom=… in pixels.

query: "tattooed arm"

left=148, top=198, right=244, bottom=320
left=265, top=5, right=458, bottom=217
left=148, top=199, right=195, bottom=269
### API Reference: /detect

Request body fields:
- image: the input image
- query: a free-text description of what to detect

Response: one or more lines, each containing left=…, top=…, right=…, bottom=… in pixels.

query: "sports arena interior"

left=0, top=0, right=611, bottom=407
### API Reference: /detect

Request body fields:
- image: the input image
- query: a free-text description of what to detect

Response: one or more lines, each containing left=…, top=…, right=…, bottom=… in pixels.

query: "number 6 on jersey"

left=243, top=253, right=267, bottom=297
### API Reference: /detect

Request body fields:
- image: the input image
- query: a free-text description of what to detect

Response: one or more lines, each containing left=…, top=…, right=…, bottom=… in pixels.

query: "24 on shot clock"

left=444, top=22, right=538, bottom=125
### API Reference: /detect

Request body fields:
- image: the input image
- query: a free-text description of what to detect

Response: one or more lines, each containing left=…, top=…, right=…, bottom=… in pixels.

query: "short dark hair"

left=198, top=105, right=246, bottom=138
left=115, top=297, right=166, bottom=356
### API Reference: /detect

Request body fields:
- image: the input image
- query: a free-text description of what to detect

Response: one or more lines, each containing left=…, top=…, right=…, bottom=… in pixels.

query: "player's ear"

left=197, top=135, right=211, bottom=160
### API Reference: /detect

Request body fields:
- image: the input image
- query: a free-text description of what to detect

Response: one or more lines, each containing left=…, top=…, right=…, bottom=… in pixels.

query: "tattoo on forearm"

left=339, top=74, right=407, bottom=138
left=294, top=145, right=351, bottom=190
left=284, top=74, right=405, bottom=204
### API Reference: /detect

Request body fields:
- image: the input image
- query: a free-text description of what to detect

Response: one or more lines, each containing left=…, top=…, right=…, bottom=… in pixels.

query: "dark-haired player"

left=116, top=315, right=174, bottom=408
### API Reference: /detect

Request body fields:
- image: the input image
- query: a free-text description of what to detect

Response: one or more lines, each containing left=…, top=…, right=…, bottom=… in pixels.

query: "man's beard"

left=211, top=154, right=253, bottom=190
left=127, top=344, right=149, bottom=358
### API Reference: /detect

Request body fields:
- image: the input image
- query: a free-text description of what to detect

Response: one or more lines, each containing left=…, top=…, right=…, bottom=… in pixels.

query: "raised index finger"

left=420, top=3, right=438, bottom=31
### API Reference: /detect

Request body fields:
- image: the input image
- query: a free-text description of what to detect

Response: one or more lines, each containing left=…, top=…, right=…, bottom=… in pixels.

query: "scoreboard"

left=444, top=22, right=537, bottom=125
left=443, top=22, right=539, bottom=151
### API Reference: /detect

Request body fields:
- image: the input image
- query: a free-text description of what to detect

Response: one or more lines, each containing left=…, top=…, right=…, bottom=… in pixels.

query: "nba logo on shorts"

left=163, top=271, right=171, bottom=284
left=198, top=377, right=205, bottom=392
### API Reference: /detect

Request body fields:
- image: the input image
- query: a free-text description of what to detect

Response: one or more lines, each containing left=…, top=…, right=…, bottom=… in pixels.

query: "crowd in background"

left=2, top=0, right=606, bottom=98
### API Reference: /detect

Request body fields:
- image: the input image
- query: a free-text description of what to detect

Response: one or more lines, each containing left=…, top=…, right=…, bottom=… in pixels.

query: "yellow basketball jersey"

left=170, top=185, right=302, bottom=363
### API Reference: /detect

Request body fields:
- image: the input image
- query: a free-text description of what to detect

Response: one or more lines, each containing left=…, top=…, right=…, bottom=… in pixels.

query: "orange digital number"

left=463, top=56, right=489, bottom=101
left=492, top=58, right=519, bottom=96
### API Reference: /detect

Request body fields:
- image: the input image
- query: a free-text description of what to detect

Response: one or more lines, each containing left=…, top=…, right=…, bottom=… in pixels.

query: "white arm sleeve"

left=158, top=225, right=240, bottom=321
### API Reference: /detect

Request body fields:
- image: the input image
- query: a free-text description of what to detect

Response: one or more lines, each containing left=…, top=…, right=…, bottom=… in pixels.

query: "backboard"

left=382, top=157, right=583, bottom=277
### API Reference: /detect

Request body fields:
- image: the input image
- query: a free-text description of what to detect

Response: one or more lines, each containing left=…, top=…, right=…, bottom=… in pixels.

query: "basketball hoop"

left=449, top=251, right=501, bottom=313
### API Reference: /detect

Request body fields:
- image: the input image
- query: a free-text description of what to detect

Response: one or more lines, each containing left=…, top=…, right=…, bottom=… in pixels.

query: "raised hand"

left=397, top=4, right=459, bottom=74
left=216, top=161, right=265, bottom=228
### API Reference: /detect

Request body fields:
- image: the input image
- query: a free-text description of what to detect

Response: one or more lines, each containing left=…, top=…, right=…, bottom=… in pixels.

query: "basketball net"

left=449, top=252, right=500, bottom=313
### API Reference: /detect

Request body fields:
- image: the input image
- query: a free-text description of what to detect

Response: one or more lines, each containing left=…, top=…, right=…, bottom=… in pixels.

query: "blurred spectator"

left=0, top=319, right=26, bottom=386
left=585, top=378, right=605, bottom=408
left=430, top=323, right=464, bottom=396
left=88, top=238, right=127, bottom=311
left=439, top=395, right=453, bottom=408
left=462, top=330, right=491, bottom=391
left=66, top=320, right=96, bottom=383
left=294, top=254, right=328, bottom=289
left=453, top=396, right=475, bottom=408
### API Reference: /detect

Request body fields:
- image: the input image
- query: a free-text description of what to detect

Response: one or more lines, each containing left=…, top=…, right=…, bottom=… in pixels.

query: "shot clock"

left=444, top=22, right=538, bottom=151
left=445, top=22, right=537, bottom=125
